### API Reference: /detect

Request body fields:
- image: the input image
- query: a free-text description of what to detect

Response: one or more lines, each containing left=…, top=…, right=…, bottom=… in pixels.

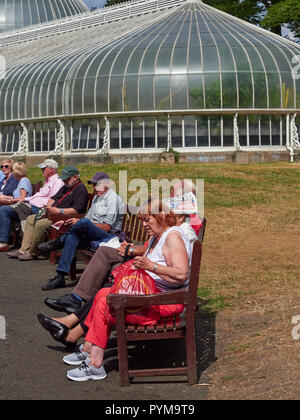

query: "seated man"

left=39, top=174, right=125, bottom=291
left=0, top=159, right=63, bottom=251
left=7, top=166, right=89, bottom=261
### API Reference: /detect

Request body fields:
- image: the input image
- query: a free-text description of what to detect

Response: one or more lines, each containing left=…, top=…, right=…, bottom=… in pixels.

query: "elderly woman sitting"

left=0, top=159, right=18, bottom=198
left=58, top=199, right=192, bottom=382
left=0, top=162, right=32, bottom=251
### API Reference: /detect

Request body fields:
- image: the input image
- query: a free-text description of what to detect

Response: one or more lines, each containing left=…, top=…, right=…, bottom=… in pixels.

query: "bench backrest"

left=121, top=206, right=149, bottom=244
left=31, top=181, right=42, bottom=195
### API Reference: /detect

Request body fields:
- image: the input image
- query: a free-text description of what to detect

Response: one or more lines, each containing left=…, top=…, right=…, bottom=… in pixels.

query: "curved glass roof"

left=0, top=0, right=89, bottom=33
left=0, top=0, right=299, bottom=123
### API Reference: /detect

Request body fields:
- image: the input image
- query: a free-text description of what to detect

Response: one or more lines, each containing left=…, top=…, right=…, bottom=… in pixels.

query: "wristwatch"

left=153, top=263, right=158, bottom=273
left=129, top=246, right=135, bottom=256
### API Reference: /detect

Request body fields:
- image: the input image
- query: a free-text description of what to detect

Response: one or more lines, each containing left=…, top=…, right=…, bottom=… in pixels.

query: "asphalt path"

left=0, top=253, right=214, bottom=400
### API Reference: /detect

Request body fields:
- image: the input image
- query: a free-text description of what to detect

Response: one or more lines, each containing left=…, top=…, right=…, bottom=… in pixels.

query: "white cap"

left=37, top=159, right=58, bottom=170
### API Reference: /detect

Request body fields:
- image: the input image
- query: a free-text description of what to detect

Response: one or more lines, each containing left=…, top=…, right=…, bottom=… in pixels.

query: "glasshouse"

left=0, top=0, right=299, bottom=164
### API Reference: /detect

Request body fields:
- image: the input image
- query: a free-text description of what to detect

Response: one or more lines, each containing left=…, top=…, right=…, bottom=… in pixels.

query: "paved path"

left=0, top=253, right=215, bottom=400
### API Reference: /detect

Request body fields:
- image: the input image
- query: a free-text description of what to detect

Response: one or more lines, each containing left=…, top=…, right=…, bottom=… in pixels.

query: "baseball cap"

left=88, top=172, right=110, bottom=185
left=60, top=166, right=80, bottom=181
left=37, top=159, right=58, bottom=170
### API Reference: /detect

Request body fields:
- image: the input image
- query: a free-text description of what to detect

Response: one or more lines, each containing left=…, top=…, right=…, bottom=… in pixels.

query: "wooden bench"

left=107, top=223, right=206, bottom=387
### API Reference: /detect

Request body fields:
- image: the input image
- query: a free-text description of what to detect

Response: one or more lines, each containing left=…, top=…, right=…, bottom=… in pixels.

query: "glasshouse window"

left=110, top=119, right=120, bottom=150
left=271, top=115, right=281, bottom=146
left=132, top=118, right=144, bottom=149
left=260, top=115, right=271, bottom=146
left=0, top=125, right=20, bottom=154
left=209, top=115, right=222, bottom=147
left=239, top=115, right=248, bottom=147
left=184, top=115, right=196, bottom=147
left=223, top=115, right=234, bottom=147
left=248, top=115, right=259, bottom=146
left=196, top=115, right=209, bottom=147
left=28, top=122, right=58, bottom=153
left=121, top=118, right=132, bottom=149
left=71, top=120, right=99, bottom=151
left=144, top=117, right=156, bottom=148
left=157, top=117, right=168, bottom=149
left=171, top=116, right=183, bottom=148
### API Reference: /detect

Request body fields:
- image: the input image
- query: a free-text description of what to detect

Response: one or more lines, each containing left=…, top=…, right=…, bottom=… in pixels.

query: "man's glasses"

left=1, top=165, right=9, bottom=169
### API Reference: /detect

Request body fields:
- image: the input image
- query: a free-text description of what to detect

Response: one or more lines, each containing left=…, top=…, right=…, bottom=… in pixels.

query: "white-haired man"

left=38, top=172, right=125, bottom=291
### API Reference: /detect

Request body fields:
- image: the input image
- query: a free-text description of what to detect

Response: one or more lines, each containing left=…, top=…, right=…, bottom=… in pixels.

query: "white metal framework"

left=0, top=0, right=299, bottom=160
left=0, top=0, right=88, bottom=33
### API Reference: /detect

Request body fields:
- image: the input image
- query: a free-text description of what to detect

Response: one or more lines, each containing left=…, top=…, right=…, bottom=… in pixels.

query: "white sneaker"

left=67, top=358, right=107, bottom=382
left=63, top=344, right=89, bottom=366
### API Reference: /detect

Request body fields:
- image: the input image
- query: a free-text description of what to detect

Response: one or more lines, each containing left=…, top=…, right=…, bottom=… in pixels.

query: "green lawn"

left=27, top=161, right=300, bottom=210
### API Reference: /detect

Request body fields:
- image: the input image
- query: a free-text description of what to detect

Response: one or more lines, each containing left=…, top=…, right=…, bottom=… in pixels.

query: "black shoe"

left=38, top=237, right=63, bottom=255
left=37, top=313, right=68, bottom=339
left=41, top=273, right=65, bottom=291
left=44, top=293, right=81, bottom=314
left=37, top=313, right=76, bottom=351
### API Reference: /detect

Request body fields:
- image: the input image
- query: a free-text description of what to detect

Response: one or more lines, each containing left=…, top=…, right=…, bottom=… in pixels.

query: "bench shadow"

left=103, top=304, right=217, bottom=384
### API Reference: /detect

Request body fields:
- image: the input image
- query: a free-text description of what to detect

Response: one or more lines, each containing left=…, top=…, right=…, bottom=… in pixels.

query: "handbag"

left=105, top=259, right=160, bottom=326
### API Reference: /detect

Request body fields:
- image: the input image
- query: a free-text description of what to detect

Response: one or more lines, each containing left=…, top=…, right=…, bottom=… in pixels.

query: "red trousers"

left=84, top=287, right=185, bottom=349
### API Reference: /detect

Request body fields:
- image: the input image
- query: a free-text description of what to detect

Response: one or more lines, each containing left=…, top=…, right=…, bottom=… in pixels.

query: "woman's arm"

left=133, top=232, right=189, bottom=285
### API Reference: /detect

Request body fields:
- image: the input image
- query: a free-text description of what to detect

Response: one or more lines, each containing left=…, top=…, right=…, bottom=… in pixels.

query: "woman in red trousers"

left=66, top=199, right=193, bottom=382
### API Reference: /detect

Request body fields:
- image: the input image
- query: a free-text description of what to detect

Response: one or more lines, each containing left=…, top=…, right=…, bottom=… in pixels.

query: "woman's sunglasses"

left=1, top=165, right=10, bottom=169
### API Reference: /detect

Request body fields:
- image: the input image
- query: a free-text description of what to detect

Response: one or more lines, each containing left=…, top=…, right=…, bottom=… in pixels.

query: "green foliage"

left=261, top=0, right=300, bottom=37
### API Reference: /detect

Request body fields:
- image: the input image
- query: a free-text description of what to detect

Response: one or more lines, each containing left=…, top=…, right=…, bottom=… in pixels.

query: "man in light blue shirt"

left=0, top=171, right=5, bottom=183
left=39, top=171, right=125, bottom=291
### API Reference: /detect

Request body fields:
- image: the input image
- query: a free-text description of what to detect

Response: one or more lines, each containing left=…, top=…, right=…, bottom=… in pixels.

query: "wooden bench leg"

left=115, top=309, right=130, bottom=387
left=185, top=325, right=198, bottom=385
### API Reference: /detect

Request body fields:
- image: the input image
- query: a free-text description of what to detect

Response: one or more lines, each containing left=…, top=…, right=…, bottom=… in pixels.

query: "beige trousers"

left=21, top=215, right=52, bottom=257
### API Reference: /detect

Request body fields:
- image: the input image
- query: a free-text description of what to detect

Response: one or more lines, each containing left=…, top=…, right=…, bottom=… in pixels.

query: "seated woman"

left=0, top=162, right=32, bottom=251
left=0, top=159, right=19, bottom=199
left=37, top=203, right=198, bottom=346
left=40, top=199, right=193, bottom=382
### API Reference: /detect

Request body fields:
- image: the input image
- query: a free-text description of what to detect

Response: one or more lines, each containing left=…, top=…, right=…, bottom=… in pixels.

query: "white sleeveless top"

left=145, top=226, right=192, bottom=292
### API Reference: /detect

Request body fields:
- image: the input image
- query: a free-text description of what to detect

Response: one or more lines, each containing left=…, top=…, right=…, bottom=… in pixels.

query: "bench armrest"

left=107, top=289, right=188, bottom=309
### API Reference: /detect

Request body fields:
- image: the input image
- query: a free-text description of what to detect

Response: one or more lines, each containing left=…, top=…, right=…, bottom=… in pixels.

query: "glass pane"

left=239, top=115, right=248, bottom=146
left=121, top=118, right=131, bottom=149
left=132, top=117, right=144, bottom=149
left=197, top=115, right=209, bottom=147
left=210, top=116, right=222, bottom=147
left=271, top=115, right=281, bottom=146
left=223, top=115, right=234, bottom=147
left=184, top=115, right=196, bottom=147
left=110, top=119, right=120, bottom=149
left=144, top=117, right=156, bottom=148
left=171, top=115, right=183, bottom=148
left=261, top=115, right=271, bottom=146
left=157, top=117, right=168, bottom=149
left=248, top=115, right=259, bottom=146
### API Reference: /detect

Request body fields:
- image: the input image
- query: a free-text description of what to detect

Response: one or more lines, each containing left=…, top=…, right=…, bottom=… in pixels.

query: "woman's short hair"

left=1, top=158, right=14, bottom=168
left=139, top=199, right=177, bottom=228
left=12, top=161, right=27, bottom=178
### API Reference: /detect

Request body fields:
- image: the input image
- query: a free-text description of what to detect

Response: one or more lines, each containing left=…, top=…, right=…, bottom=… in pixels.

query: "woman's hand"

left=133, top=256, right=155, bottom=271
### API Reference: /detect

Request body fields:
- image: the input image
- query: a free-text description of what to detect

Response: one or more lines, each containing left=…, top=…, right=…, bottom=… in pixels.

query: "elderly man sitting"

left=0, top=159, right=63, bottom=251
left=7, top=166, right=89, bottom=261
left=38, top=173, right=125, bottom=291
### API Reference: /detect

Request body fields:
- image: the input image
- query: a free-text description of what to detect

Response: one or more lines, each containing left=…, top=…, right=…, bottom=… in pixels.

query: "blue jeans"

left=0, top=205, right=39, bottom=243
left=57, top=218, right=115, bottom=275
left=0, top=206, right=19, bottom=243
